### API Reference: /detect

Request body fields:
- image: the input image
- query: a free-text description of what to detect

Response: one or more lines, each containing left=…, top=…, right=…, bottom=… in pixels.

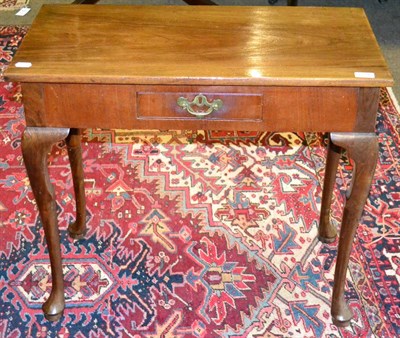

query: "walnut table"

left=4, top=5, right=393, bottom=326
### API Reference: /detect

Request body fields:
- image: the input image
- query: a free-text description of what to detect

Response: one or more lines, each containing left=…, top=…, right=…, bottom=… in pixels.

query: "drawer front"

left=136, top=86, right=263, bottom=122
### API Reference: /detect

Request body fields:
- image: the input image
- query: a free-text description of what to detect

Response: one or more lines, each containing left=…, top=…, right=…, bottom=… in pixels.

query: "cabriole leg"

left=22, top=127, right=70, bottom=321
left=66, top=128, right=87, bottom=239
left=319, top=135, right=342, bottom=243
left=329, top=132, right=378, bottom=327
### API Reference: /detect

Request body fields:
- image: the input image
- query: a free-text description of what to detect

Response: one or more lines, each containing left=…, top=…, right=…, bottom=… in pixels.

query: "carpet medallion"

left=0, top=26, right=399, bottom=337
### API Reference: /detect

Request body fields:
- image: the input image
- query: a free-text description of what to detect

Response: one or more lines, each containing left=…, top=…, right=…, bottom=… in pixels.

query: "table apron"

left=20, top=83, right=378, bottom=132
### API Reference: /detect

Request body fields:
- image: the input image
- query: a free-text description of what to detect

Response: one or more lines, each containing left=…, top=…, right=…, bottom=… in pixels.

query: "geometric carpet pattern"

left=0, top=26, right=399, bottom=337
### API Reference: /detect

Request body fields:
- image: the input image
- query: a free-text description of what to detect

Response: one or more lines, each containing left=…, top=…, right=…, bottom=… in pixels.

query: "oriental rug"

left=0, top=26, right=399, bottom=338
left=0, top=0, right=29, bottom=11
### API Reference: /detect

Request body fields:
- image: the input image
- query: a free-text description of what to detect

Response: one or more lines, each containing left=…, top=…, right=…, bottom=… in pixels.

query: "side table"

left=4, top=5, right=393, bottom=326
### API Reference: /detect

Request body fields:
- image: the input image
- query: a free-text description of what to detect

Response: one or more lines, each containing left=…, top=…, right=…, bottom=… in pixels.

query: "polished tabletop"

left=6, top=5, right=393, bottom=87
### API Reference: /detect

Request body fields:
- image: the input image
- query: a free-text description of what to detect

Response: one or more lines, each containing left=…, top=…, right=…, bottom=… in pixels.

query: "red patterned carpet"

left=0, top=26, right=399, bottom=337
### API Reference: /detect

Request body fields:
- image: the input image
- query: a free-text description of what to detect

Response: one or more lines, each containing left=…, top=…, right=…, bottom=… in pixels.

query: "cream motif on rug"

left=0, top=0, right=29, bottom=11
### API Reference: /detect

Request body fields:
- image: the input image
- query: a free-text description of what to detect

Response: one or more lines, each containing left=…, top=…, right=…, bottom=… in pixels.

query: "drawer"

left=136, top=86, right=263, bottom=122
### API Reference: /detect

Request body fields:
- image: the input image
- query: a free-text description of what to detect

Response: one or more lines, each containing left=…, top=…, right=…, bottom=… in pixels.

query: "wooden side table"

left=4, top=5, right=393, bottom=326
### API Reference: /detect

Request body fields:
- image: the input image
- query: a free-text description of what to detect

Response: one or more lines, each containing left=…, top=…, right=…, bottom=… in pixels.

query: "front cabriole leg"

left=329, top=132, right=378, bottom=327
left=22, top=127, right=70, bottom=321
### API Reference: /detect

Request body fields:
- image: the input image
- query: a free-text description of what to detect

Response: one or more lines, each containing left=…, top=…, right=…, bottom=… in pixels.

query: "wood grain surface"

left=5, top=5, right=393, bottom=87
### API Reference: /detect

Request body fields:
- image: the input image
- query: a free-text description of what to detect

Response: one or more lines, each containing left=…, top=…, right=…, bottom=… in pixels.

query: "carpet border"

left=388, top=87, right=400, bottom=111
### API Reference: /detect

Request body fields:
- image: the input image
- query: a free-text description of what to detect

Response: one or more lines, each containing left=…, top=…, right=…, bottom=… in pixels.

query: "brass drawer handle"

left=177, top=94, right=223, bottom=118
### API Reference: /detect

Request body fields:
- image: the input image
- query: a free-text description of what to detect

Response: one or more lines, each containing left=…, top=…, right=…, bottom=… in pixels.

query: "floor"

left=0, top=0, right=399, bottom=97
